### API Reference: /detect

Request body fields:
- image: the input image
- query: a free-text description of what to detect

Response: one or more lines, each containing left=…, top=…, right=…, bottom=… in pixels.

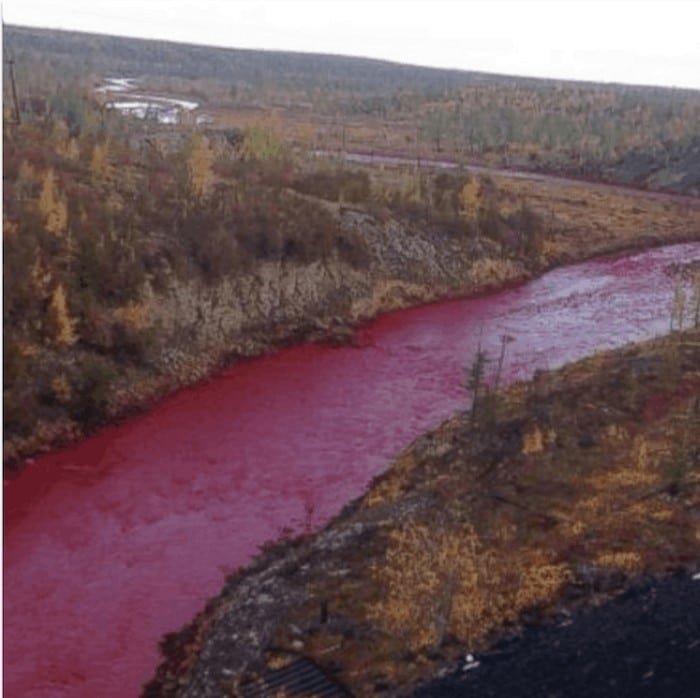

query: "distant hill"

left=3, top=24, right=527, bottom=93
left=4, top=23, right=684, bottom=96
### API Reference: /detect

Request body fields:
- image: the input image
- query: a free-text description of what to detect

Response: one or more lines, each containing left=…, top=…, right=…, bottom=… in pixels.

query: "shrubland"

left=5, top=24, right=700, bottom=193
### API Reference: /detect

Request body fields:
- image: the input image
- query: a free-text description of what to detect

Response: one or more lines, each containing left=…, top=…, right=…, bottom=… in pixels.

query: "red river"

left=4, top=242, right=700, bottom=697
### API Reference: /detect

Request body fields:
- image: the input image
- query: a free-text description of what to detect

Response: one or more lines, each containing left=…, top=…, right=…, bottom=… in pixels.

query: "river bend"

left=4, top=242, right=699, bottom=697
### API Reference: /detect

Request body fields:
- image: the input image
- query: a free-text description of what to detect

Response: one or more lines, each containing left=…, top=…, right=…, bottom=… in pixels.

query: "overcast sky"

left=3, top=0, right=700, bottom=90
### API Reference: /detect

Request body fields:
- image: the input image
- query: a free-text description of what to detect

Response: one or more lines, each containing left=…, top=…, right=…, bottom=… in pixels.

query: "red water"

left=4, top=242, right=699, bottom=697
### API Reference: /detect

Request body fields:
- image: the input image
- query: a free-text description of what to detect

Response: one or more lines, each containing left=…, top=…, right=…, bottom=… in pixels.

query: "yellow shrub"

left=48, top=284, right=77, bottom=347
left=113, top=301, right=151, bottom=331
left=367, top=520, right=571, bottom=651
left=522, top=426, right=544, bottom=455
left=514, top=554, right=572, bottom=610
left=367, top=522, right=482, bottom=650
left=39, top=169, right=68, bottom=235
left=90, top=142, right=111, bottom=178
left=51, top=374, right=72, bottom=404
left=595, top=551, right=642, bottom=571
left=460, top=179, right=481, bottom=219
left=187, top=135, right=215, bottom=199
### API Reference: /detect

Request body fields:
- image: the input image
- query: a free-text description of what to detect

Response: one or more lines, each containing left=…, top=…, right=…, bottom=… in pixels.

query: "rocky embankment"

left=3, top=205, right=526, bottom=467
left=5, top=172, right=700, bottom=468
left=146, top=329, right=700, bottom=697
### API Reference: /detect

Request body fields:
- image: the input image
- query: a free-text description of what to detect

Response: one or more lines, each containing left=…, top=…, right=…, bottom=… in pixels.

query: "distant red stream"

left=4, top=242, right=700, bottom=697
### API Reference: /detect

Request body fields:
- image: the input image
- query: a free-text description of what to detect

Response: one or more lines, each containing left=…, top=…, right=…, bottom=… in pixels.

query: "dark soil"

left=414, top=573, right=700, bottom=698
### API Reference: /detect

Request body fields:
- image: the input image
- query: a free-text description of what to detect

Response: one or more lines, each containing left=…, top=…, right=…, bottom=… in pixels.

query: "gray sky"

left=3, top=0, right=700, bottom=89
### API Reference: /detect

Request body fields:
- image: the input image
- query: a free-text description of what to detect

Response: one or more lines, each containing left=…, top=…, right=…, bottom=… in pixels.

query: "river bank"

left=146, top=328, right=700, bottom=697
left=5, top=163, right=700, bottom=471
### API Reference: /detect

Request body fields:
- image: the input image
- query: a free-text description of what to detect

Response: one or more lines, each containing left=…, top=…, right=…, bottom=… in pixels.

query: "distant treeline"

left=8, top=24, right=700, bottom=101
left=3, top=24, right=524, bottom=95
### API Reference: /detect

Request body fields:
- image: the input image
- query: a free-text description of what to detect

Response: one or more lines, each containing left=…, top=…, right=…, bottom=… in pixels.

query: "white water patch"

left=95, top=77, right=137, bottom=93
left=96, top=77, right=202, bottom=125
left=135, top=95, right=198, bottom=111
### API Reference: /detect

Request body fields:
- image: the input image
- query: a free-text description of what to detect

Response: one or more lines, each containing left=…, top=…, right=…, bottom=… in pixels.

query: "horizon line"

left=5, top=21, right=700, bottom=94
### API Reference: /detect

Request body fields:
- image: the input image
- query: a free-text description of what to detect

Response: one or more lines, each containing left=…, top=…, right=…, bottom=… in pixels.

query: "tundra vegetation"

left=3, top=25, right=700, bottom=467
left=7, top=25, right=700, bottom=192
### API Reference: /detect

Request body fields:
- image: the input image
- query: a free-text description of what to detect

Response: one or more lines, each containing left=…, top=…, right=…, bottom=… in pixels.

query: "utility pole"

left=3, top=4, right=22, bottom=125
left=8, top=57, right=22, bottom=125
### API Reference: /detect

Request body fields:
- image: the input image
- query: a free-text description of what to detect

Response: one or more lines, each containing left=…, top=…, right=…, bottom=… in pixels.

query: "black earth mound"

left=414, top=573, right=700, bottom=698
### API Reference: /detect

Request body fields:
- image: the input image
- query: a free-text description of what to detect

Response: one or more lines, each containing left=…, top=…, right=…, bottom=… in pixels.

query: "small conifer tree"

left=39, top=169, right=68, bottom=235
left=464, top=344, right=489, bottom=422
left=48, top=284, right=78, bottom=347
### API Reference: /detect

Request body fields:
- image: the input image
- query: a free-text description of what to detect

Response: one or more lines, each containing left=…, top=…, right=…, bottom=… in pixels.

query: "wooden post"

left=8, top=58, right=21, bottom=125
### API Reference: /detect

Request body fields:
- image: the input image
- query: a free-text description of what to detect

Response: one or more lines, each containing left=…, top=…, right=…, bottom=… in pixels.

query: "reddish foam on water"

left=4, top=242, right=699, bottom=697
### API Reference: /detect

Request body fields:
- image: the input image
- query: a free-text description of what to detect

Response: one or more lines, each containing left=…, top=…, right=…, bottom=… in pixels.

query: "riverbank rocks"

left=3, top=202, right=528, bottom=467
